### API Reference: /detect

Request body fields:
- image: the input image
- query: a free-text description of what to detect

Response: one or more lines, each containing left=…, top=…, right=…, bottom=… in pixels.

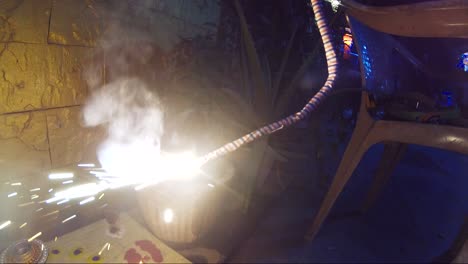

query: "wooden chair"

left=305, top=0, right=468, bottom=241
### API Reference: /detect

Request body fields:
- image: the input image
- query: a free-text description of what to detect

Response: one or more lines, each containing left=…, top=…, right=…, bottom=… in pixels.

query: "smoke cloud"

left=81, top=0, right=169, bottom=182
left=82, top=77, right=164, bottom=181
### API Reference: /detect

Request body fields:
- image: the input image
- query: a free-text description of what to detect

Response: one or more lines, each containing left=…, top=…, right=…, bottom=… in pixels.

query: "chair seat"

left=342, top=0, right=468, bottom=38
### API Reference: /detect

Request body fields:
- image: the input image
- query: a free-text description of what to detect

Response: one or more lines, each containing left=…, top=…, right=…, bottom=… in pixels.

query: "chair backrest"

left=343, top=0, right=468, bottom=112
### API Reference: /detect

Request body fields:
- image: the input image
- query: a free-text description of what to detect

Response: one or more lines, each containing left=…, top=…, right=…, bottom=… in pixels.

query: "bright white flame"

left=163, top=208, right=174, bottom=223
left=106, top=150, right=201, bottom=190
left=28, top=232, right=42, bottom=242
left=82, top=78, right=203, bottom=189
left=78, top=163, right=95, bottom=167
left=7, top=192, right=17, bottom=198
left=62, top=215, right=76, bottom=223
left=0, top=220, right=11, bottom=230
left=79, top=196, right=95, bottom=205
left=49, top=172, right=74, bottom=180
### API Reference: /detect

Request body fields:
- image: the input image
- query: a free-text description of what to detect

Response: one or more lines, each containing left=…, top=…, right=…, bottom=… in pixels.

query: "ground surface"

left=230, top=129, right=468, bottom=262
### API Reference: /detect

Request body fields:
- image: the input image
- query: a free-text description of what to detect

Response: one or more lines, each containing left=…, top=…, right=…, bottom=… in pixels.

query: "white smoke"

left=83, top=78, right=165, bottom=184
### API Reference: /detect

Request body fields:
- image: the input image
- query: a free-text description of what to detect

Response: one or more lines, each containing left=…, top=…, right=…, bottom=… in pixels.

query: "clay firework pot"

left=137, top=178, right=220, bottom=244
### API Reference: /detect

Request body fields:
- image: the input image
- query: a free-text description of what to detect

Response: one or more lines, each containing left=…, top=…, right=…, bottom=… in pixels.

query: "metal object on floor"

left=0, top=239, right=48, bottom=264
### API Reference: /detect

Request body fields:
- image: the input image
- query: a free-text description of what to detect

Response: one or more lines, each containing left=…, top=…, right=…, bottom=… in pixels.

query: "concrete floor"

left=230, top=142, right=468, bottom=262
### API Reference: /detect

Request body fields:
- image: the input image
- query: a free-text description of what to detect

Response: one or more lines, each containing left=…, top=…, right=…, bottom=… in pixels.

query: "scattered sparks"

left=48, top=183, right=107, bottom=202
left=29, top=188, right=40, bottom=192
left=28, top=232, right=42, bottom=242
left=0, top=220, right=11, bottom=230
left=35, top=207, right=43, bottom=212
left=79, top=196, right=95, bottom=205
left=19, top=222, right=27, bottom=229
left=31, top=194, right=39, bottom=200
left=78, top=163, right=95, bottom=167
left=107, top=243, right=111, bottom=250
left=163, top=208, right=174, bottom=223
left=98, top=242, right=110, bottom=255
left=48, top=172, right=74, bottom=180
left=48, top=188, right=53, bottom=193
left=42, top=210, right=59, bottom=217
left=62, top=180, right=74, bottom=184
left=54, top=236, right=58, bottom=242
left=98, top=193, right=104, bottom=200
left=18, top=201, right=35, bottom=207
left=208, top=183, right=215, bottom=188
left=62, top=215, right=76, bottom=223
left=11, top=182, right=22, bottom=186
left=7, top=192, right=17, bottom=198
left=57, top=199, right=69, bottom=205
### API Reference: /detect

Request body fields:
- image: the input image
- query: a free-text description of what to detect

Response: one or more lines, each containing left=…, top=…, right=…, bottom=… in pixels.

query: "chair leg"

left=360, top=142, right=407, bottom=213
left=305, top=98, right=376, bottom=241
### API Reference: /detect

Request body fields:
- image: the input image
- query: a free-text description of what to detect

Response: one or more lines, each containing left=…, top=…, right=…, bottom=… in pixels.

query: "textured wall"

left=0, top=0, right=219, bottom=179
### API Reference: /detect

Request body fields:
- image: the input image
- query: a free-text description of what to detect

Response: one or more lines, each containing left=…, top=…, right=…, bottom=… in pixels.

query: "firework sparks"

left=29, top=188, right=41, bottom=192
left=57, top=199, right=69, bottom=205
left=48, top=188, right=53, bottom=193
left=18, top=201, right=35, bottom=207
left=31, top=194, right=39, bottom=200
left=11, top=182, right=22, bottom=186
left=98, top=242, right=110, bottom=255
left=62, top=180, right=74, bottom=185
left=98, top=193, right=104, bottom=200
left=19, top=222, right=27, bottom=229
left=79, top=196, right=95, bottom=205
left=28, top=232, right=42, bottom=242
left=0, top=220, right=11, bottom=230
left=62, top=215, right=76, bottom=223
left=78, top=163, right=95, bottom=167
left=49, top=173, right=74, bottom=180
left=7, top=192, right=17, bottom=198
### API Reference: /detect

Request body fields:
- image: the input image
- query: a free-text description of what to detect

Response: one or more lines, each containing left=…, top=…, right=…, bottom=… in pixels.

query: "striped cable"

left=199, top=0, right=338, bottom=165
